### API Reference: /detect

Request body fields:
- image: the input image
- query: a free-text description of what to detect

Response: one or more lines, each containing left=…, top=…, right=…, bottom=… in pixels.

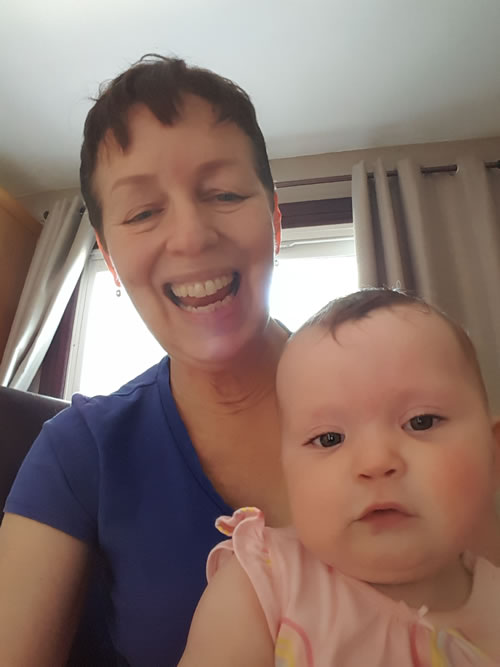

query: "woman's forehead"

left=93, top=100, right=255, bottom=197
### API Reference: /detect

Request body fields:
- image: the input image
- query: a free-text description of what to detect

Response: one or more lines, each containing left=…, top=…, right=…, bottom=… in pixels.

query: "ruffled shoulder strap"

left=207, top=507, right=282, bottom=639
left=207, top=507, right=268, bottom=580
left=215, top=506, right=265, bottom=536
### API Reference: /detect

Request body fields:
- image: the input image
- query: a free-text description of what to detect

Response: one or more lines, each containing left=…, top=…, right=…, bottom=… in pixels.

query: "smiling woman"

left=92, top=99, right=282, bottom=371
left=0, top=54, right=296, bottom=666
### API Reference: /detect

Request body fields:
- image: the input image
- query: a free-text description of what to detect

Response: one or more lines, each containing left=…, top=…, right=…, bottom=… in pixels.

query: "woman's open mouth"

left=164, top=272, right=240, bottom=312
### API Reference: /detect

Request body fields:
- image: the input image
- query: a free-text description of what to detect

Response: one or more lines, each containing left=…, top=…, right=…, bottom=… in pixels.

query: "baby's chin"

left=328, top=550, right=447, bottom=586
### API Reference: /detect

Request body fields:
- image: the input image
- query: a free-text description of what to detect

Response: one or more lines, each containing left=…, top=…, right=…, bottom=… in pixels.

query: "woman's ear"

left=273, top=191, right=282, bottom=255
left=492, top=419, right=500, bottom=486
left=96, top=232, right=121, bottom=288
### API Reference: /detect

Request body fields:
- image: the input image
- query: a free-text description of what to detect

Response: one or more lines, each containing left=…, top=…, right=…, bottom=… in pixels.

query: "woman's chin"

left=171, top=315, right=272, bottom=372
left=154, top=279, right=273, bottom=370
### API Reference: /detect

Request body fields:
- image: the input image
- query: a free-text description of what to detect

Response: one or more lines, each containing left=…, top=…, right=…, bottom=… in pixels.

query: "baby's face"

left=277, top=306, right=500, bottom=584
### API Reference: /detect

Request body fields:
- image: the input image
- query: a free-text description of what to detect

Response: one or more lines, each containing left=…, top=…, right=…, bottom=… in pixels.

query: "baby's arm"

left=178, top=554, right=274, bottom=667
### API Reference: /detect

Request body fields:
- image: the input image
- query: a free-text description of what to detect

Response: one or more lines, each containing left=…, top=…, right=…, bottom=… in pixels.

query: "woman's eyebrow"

left=110, top=173, right=158, bottom=194
left=197, top=158, right=240, bottom=178
left=110, top=160, right=240, bottom=194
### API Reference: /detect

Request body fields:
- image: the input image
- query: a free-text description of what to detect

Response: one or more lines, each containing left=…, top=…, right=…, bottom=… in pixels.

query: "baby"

left=179, top=289, right=500, bottom=666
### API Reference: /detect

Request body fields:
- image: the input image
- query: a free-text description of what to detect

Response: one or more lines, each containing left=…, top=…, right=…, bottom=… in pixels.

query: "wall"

left=16, top=136, right=500, bottom=214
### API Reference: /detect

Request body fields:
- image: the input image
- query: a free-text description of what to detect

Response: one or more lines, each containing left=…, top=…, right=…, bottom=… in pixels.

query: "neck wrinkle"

left=170, top=318, right=288, bottom=415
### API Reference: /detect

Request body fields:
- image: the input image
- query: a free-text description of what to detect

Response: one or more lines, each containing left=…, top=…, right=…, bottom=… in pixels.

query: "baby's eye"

left=405, top=414, right=443, bottom=432
left=310, top=432, right=345, bottom=448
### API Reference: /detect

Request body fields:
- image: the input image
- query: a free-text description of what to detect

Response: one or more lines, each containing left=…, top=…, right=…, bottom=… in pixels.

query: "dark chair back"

left=0, top=386, right=69, bottom=519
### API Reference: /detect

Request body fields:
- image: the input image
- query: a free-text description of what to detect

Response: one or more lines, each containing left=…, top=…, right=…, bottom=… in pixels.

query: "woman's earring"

left=113, top=275, right=122, bottom=298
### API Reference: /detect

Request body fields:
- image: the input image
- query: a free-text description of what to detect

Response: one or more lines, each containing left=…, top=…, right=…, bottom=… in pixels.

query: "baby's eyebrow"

left=307, top=406, right=344, bottom=422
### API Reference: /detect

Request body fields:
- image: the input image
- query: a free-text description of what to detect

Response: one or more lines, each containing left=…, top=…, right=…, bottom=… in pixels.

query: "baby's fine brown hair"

left=295, top=288, right=489, bottom=406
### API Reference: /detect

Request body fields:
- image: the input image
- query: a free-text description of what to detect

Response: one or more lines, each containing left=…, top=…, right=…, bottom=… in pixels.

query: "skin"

left=0, top=95, right=290, bottom=666
left=180, top=306, right=500, bottom=665
left=279, top=307, right=500, bottom=611
left=0, top=516, right=90, bottom=666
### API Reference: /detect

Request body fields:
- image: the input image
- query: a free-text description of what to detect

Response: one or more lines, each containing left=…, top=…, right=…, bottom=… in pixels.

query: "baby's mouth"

left=164, top=272, right=240, bottom=311
left=359, top=503, right=412, bottom=521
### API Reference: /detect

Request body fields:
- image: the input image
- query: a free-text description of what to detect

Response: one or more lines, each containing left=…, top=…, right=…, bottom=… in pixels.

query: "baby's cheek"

left=428, top=450, right=492, bottom=521
left=287, top=469, right=340, bottom=556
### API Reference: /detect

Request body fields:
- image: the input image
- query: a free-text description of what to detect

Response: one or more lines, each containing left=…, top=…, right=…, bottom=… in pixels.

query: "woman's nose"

left=164, top=199, right=219, bottom=256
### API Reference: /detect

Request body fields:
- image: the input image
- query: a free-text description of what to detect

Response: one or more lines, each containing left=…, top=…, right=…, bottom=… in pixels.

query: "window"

left=65, top=223, right=358, bottom=398
left=271, top=223, right=357, bottom=330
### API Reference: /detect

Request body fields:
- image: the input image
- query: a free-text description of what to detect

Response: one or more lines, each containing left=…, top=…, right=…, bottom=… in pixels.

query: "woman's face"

left=93, top=96, right=281, bottom=369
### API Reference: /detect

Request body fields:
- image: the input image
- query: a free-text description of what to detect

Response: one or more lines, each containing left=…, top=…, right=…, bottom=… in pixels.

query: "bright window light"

left=74, top=270, right=165, bottom=397
left=271, top=255, right=358, bottom=331
left=66, top=224, right=358, bottom=397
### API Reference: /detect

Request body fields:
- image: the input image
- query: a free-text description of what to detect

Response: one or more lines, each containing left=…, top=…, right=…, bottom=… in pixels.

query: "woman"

left=0, top=55, right=289, bottom=666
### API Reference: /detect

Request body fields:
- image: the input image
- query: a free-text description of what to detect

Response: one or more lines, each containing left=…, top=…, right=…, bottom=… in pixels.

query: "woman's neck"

left=170, top=318, right=289, bottom=416
left=167, top=318, right=291, bottom=524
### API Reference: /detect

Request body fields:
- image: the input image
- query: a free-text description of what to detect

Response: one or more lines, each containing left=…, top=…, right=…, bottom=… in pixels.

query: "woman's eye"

left=124, top=209, right=160, bottom=224
left=214, top=192, right=244, bottom=203
left=310, top=432, right=345, bottom=448
left=406, top=414, right=443, bottom=431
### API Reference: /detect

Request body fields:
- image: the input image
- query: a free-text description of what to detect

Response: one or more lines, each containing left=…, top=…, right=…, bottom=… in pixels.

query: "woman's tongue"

left=174, top=281, right=234, bottom=309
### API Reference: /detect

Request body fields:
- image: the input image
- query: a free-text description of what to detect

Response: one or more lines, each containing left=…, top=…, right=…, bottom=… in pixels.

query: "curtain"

left=0, top=195, right=95, bottom=391
left=352, top=156, right=500, bottom=413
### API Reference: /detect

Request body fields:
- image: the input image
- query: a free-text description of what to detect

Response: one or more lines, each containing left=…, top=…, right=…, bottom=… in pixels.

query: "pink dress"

left=207, top=507, right=500, bottom=666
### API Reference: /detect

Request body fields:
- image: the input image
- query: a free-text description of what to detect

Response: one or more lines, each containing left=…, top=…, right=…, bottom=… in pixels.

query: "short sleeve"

left=4, top=397, right=99, bottom=545
left=207, top=507, right=282, bottom=640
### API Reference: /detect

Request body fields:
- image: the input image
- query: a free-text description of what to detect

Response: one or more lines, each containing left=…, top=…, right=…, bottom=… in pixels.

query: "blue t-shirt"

left=5, top=357, right=233, bottom=666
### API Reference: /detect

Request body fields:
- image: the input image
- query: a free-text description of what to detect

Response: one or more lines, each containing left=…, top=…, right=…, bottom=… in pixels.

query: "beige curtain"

left=352, top=156, right=500, bottom=413
left=0, top=196, right=95, bottom=390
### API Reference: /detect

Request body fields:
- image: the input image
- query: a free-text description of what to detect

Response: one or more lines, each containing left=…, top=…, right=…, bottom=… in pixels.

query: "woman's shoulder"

left=20, top=355, right=174, bottom=486
left=72, top=356, right=169, bottom=411
left=52, top=356, right=171, bottom=437
left=4, top=357, right=173, bottom=542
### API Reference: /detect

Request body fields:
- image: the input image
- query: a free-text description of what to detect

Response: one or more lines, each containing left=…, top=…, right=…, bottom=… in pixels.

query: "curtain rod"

left=274, top=159, right=500, bottom=189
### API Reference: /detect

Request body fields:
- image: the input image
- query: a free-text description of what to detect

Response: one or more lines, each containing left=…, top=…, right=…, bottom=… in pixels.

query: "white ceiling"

left=1, top=0, right=500, bottom=198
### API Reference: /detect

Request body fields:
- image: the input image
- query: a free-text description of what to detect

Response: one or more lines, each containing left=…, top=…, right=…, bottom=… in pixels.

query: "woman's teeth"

left=171, top=274, right=233, bottom=298
left=166, top=272, right=238, bottom=311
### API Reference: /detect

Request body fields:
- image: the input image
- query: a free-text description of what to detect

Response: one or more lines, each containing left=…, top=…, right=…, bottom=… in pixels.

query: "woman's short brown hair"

left=80, top=54, right=274, bottom=239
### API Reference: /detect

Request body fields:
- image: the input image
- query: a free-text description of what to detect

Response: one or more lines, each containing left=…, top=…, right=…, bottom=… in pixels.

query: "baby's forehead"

left=279, top=306, right=468, bottom=372
left=277, top=304, right=489, bottom=415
